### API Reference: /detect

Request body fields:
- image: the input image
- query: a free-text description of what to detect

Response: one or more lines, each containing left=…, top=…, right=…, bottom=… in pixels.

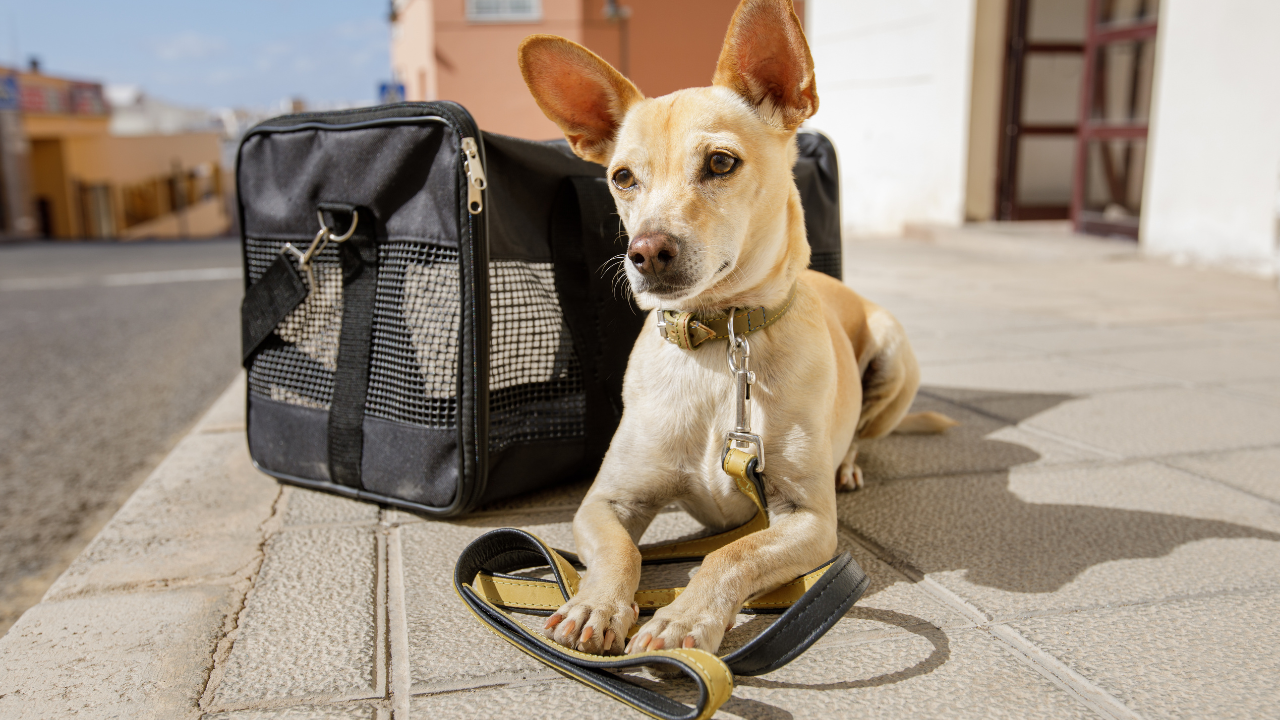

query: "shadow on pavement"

left=847, top=387, right=1280, bottom=595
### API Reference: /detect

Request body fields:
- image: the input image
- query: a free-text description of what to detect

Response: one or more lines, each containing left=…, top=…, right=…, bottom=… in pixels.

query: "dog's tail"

left=893, top=411, right=959, bottom=435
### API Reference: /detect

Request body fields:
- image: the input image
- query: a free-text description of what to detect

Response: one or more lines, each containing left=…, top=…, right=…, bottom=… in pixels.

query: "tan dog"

left=518, top=0, right=954, bottom=657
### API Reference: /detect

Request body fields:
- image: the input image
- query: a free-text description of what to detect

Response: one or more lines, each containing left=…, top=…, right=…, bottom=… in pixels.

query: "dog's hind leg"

left=856, top=307, right=957, bottom=440
left=836, top=443, right=863, bottom=491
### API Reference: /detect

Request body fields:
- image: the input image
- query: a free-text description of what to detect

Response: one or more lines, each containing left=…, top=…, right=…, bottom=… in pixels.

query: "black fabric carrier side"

left=237, top=102, right=843, bottom=517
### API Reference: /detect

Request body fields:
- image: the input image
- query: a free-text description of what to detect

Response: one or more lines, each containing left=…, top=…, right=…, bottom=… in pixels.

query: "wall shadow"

left=848, top=386, right=1280, bottom=595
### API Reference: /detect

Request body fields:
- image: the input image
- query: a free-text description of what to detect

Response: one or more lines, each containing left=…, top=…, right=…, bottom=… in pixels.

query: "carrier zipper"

left=461, top=137, right=487, bottom=215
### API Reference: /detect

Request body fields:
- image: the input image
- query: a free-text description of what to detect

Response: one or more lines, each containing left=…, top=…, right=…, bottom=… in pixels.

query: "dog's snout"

left=627, top=233, right=680, bottom=276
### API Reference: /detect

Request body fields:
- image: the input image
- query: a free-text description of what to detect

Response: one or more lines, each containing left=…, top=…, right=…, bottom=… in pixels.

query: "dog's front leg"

left=543, top=481, right=659, bottom=655
left=627, top=507, right=836, bottom=654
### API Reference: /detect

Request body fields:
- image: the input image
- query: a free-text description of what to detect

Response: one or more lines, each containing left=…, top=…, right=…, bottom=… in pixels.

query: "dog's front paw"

left=626, top=604, right=728, bottom=655
left=543, top=593, right=638, bottom=655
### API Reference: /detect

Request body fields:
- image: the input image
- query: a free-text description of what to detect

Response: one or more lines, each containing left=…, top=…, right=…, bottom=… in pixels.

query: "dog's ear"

left=713, top=0, right=817, bottom=130
left=519, top=35, right=644, bottom=164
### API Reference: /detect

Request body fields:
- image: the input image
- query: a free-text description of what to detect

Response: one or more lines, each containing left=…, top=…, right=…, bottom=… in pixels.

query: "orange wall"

left=391, top=0, right=437, bottom=101
left=430, top=0, right=804, bottom=141
left=434, top=0, right=583, bottom=139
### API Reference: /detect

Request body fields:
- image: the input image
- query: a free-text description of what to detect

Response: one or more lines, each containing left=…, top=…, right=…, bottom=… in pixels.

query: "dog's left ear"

left=713, top=0, right=817, bottom=131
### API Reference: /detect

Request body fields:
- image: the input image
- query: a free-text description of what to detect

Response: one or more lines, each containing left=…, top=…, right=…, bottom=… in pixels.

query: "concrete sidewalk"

left=3, top=225, right=1279, bottom=719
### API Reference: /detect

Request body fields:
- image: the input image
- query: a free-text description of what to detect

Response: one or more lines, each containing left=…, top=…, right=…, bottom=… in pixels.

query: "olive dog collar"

left=657, top=282, right=798, bottom=350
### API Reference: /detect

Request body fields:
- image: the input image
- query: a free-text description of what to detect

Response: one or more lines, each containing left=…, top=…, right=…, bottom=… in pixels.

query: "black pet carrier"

left=237, top=101, right=842, bottom=517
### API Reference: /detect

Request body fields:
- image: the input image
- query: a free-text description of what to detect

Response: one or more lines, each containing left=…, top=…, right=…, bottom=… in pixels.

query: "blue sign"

left=0, top=76, right=18, bottom=111
left=379, top=82, right=406, bottom=105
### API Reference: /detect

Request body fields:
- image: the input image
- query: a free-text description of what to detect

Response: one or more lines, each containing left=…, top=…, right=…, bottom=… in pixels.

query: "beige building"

left=390, top=0, right=804, bottom=139
left=5, top=67, right=228, bottom=240
left=805, top=0, right=1280, bottom=272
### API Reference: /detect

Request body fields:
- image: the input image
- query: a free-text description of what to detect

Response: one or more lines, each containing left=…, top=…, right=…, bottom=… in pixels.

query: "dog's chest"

left=627, top=340, right=768, bottom=528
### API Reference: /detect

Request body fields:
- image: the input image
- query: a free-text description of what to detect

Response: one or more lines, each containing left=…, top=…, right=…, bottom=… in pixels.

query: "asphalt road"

left=0, top=239, right=243, bottom=634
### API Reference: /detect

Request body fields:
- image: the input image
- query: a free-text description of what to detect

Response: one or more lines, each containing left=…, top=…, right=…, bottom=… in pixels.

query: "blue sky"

left=3, top=0, right=390, bottom=109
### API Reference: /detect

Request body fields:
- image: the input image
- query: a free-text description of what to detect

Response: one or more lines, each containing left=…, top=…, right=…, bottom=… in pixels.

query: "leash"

left=454, top=301, right=870, bottom=720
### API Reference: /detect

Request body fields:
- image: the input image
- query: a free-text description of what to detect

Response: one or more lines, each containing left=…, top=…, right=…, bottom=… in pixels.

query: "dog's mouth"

left=627, top=258, right=736, bottom=303
left=629, top=274, right=696, bottom=300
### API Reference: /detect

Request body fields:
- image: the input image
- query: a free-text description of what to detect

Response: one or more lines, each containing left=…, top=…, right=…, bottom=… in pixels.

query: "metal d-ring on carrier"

left=280, top=210, right=360, bottom=291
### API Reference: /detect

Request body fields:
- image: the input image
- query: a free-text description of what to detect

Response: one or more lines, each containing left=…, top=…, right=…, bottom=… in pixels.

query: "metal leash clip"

left=280, top=209, right=360, bottom=291
left=724, top=307, right=765, bottom=472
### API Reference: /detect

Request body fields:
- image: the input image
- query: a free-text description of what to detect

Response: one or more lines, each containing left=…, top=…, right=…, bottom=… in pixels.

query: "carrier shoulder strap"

left=325, top=206, right=379, bottom=488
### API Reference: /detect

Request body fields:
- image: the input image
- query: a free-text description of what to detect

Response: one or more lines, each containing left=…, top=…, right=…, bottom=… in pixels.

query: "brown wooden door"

left=1071, top=0, right=1160, bottom=238
left=997, top=0, right=1088, bottom=221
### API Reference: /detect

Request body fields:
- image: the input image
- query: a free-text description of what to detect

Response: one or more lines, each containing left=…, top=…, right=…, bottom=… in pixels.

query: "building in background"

left=0, top=63, right=229, bottom=241
left=390, top=0, right=804, bottom=139
left=806, top=0, right=1280, bottom=273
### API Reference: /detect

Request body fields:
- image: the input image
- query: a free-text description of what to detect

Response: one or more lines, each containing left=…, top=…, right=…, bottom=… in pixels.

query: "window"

left=466, top=0, right=541, bottom=22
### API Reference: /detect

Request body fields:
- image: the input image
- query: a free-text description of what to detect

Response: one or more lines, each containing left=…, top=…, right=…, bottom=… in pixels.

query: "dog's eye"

left=708, top=152, right=738, bottom=176
left=612, top=168, right=636, bottom=190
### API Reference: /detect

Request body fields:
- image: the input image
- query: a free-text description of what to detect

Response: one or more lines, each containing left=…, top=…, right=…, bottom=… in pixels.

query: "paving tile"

left=1010, top=589, right=1280, bottom=718
left=1140, top=316, right=1280, bottom=346
left=856, top=392, right=1097, bottom=484
left=1075, top=343, right=1280, bottom=385
left=410, top=678, right=645, bottom=718
left=212, top=526, right=379, bottom=707
left=1163, top=446, right=1280, bottom=504
left=838, top=462, right=1280, bottom=620
left=196, top=372, right=248, bottom=432
left=206, top=704, right=380, bottom=720
left=989, top=325, right=1191, bottom=355
left=1022, top=386, right=1280, bottom=456
left=905, top=334, right=1044, bottom=367
left=891, top=307, right=1079, bottom=338
left=401, top=513, right=574, bottom=692
left=1220, top=378, right=1280, bottom=404
left=412, top=628, right=1094, bottom=719
left=920, top=357, right=1164, bottom=395
left=45, top=432, right=280, bottom=600
left=282, top=486, right=382, bottom=527
left=0, top=586, right=238, bottom=720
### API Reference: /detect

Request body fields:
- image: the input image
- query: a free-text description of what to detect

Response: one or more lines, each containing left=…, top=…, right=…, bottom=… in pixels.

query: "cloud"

left=154, top=32, right=227, bottom=61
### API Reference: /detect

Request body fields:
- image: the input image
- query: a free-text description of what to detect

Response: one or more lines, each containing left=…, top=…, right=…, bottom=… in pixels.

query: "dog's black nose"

left=628, top=233, right=679, bottom=276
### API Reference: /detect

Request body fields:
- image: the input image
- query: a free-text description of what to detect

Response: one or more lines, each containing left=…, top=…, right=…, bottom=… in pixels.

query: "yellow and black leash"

left=453, top=448, right=870, bottom=720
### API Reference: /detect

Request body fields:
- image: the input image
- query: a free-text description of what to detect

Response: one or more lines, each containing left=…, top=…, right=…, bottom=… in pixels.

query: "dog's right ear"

left=519, top=35, right=644, bottom=165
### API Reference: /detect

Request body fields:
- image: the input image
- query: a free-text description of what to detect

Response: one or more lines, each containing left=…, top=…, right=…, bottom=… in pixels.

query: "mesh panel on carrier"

left=247, top=238, right=583, bottom=456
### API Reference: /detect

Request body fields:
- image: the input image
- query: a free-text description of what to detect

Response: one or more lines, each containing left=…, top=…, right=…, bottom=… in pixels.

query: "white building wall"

left=805, top=0, right=977, bottom=235
left=1142, top=0, right=1280, bottom=270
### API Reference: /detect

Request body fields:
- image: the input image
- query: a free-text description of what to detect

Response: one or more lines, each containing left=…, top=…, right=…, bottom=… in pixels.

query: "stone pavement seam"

left=410, top=670, right=565, bottom=698
left=387, top=522, right=412, bottom=719
left=198, top=481, right=286, bottom=715
left=1150, top=457, right=1280, bottom=514
left=988, top=623, right=1141, bottom=720
left=375, top=517, right=390, bottom=705
left=837, top=522, right=1141, bottom=719
left=987, top=584, right=1280, bottom=626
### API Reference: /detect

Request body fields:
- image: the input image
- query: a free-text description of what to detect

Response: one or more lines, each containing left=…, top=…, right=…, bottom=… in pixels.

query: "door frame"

left=1070, top=0, right=1158, bottom=238
left=995, top=0, right=1085, bottom=221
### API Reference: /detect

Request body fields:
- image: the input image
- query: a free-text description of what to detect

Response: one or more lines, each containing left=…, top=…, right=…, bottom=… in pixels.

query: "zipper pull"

left=461, top=137, right=487, bottom=215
